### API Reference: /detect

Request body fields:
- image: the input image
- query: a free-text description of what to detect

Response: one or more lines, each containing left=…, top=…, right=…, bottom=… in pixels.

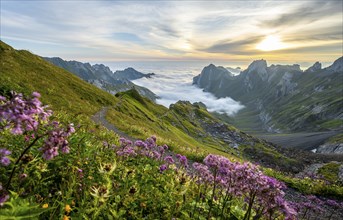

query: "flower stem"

left=207, top=170, right=217, bottom=220
left=5, top=135, right=41, bottom=190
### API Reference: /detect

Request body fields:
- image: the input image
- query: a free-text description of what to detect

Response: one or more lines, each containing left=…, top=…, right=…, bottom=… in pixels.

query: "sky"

left=1, top=0, right=342, bottom=66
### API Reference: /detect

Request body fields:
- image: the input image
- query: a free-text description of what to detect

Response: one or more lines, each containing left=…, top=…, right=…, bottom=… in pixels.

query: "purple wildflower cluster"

left=0, top=148, right=11, bottom=166
left=0, top=92, right=51, bottom=134
left=290, top=195, right=343, bottom=219
left=0, top=91, right=76, bottom=206
left=115, top=137, right=298, bottom=218
left=115, top=136, right=188, bottom=173
left=0, top=92, right=75, bottom=160
left=194, top=154, right=297, bottom=219
left=39, top=122, right=75, bottom=160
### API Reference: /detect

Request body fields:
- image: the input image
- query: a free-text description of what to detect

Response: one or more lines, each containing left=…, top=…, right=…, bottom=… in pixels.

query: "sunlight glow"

left=256, top=35, right=287, bottom=51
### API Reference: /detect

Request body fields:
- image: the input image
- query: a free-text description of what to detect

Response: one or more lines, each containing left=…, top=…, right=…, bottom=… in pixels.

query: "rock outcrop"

left=316, top=143, right=343, bottom=154
left=305, top=62, right=322, bottom=73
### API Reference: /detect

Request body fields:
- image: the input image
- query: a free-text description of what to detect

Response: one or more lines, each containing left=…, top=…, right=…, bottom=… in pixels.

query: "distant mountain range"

left=193, top=57, right=343, bottom=133
left=44, top=57, right=157, bottom=101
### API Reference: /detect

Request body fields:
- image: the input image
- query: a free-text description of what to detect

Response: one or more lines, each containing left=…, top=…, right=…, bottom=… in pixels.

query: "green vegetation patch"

left=327, top=133, right=343, bottom=144
left=320, top=119, right=343, bottom=129
left=318, top=162, right=341, bottom=183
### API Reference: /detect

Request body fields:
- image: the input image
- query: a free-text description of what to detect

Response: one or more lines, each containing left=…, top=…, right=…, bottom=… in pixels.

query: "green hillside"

left=0, top=41, right=118, bottom=116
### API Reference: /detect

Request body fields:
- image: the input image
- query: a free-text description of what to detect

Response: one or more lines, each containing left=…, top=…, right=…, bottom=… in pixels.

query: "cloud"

left=260, top=1, right=342, bottom=28
left=1, top=0, right=341, bottom=63
left=132, top=70, right=244, bottom=116
left=202, top=37, right=263, bottom=54
left=111, top=33, right=144, bottom=43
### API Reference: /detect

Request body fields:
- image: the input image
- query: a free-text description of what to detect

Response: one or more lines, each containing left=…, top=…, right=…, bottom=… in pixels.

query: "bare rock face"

left=246, top=59, right=268, bottom=81
left=192, top=64, right=232, bottom=92
left=325, top=56, right=343, bottom=73
left=305, top=62, right=322, bottom=73
left=316, top=143, right=343, bottom=154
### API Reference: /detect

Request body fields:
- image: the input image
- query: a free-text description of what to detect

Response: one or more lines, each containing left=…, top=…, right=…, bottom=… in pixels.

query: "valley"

left=255, top=130, right=342, bottom=151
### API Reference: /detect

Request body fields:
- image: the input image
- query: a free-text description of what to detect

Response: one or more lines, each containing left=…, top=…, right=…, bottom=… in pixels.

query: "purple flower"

left=0, top=183, right=9, bottom=206
left=0, top=148, right=11, bottom=166
left=179, top=155, right=188, bottom=168
left=0, top=193, right=9, bottom=207
left=158, top=146, right=165, bottom=154
left=0, top=157, right=11, bottom=166
left=0, top=92, right=52, bottom=135
left=159, top=164, right=167, bottom=173
left=61, top=146, right=70, bottom=154
left=164, top=156, right=174, bottom=164
left=37, top=121, right=75, bottom=160
left=32, top=92, right=41, bottom=98
left=135, top=140, right=147, bottom=148
left=152, top=151, right=161, bottom=159
left=326, top=199, right=339, bottom=208
left=145, top=136, right=157, bottom=149
left=19, top=173, right=28, bottom=179
left=116, top=146, right=137, bottom=157
left=0, top=148, right=11, bottom=156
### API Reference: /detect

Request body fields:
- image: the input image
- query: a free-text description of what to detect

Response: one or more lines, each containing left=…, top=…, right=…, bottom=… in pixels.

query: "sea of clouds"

left=125, top=62, right=245, bottom=116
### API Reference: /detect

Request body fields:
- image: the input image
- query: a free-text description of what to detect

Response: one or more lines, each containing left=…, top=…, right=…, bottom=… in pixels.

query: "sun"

left=256, top=35, right=287, bottom=51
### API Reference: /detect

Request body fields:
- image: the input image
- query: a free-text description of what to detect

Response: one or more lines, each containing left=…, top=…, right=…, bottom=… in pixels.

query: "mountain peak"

left=325, top=56, right=343, bottom=73
left=247, top=59, right=267, bottom=71
left=246, top=59, right=268, bottom=81
left=305, top=61, right=322, bottom=73
left=247, top=59, right=267, bottom=73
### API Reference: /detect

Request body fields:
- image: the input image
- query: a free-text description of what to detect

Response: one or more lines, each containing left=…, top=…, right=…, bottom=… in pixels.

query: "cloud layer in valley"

left=132, top=70, right=244, bottom=116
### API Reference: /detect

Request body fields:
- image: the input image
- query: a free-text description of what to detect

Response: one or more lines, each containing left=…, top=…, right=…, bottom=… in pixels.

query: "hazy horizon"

left=1, top=0, right=342, bottom=64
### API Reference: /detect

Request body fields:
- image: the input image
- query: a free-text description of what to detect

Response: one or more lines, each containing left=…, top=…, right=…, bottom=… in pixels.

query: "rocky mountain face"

left=113, top=67, right=155, bottom=81
left=44, top=57, right=157, bottom=101
left=193, top=57, right=343, bottom=133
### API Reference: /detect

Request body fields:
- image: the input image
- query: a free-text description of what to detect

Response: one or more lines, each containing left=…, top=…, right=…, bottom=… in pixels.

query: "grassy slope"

left=106, top=90, right=302, bottom=171
left=106, top=90, right=239, bottom=161
left=0, top=41, right=118, bottom=116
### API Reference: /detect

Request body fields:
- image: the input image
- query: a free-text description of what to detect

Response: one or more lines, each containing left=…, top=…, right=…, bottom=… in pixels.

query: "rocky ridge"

left=44, top=57, right=157, bottom=101
left=193, top=57, right=343, bottom=134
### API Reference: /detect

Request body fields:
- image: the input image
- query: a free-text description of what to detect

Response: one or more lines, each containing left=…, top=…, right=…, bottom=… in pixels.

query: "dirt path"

left=92, top=107, right=135, bottom=141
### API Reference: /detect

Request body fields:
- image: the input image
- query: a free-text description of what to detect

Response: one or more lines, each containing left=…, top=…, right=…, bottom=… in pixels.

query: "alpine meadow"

left=0, top=1, right=343, bottom=220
